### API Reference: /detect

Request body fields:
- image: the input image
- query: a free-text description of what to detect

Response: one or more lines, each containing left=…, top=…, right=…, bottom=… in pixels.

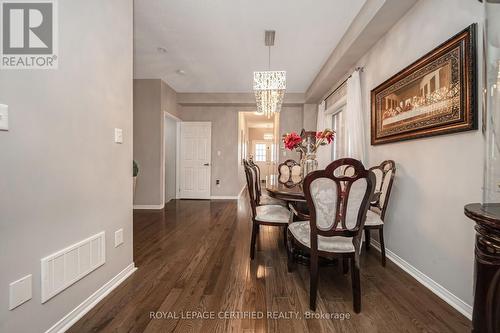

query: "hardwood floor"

left=69, top=198, right=471, bottom=333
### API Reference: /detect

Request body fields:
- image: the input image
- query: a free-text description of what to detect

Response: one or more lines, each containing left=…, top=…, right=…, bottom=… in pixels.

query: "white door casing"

left=179, top=122, right=211, bottom=199
left=252, top=140, right=273, bottom=180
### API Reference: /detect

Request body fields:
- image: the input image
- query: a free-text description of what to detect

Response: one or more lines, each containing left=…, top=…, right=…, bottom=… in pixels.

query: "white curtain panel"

left=316, top=101, right=330, bottom=169
left=344, top=70, right=366, bottom=165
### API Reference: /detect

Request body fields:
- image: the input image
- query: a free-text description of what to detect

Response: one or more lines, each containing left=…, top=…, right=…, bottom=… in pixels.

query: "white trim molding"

left=238, top=185, right=246, bottom=199
left=370, top=240, right=472, bottom=320
left=211, top=186, right=247, bottom=200
left=44, top=263, right=137, bottom=333
left=133, top=204, right=165, bottom=210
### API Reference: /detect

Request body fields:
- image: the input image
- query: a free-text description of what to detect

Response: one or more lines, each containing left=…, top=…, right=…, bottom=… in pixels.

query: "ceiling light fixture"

left=253, top=30, right=286, bottom=119
left=176, top=69, right=186, bottom=75
left=157, top=47, right=167, bottom=54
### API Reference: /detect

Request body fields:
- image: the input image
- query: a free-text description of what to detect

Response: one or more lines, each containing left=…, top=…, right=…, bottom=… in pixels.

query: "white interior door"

left=252, top=140, right=273, bottom=180
left=179, top=122, right=211, bottom=199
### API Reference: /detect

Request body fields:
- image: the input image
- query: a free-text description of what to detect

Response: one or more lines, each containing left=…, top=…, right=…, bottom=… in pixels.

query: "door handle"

left=203, top=163, right=210, bottom=166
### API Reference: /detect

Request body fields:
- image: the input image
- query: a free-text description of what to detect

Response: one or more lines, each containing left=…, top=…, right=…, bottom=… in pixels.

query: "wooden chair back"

left=278, top=159, right=301, bottom=180
left=303, top=158, right=375, bottom=249
left=369, top=160, right=396, bottom=219
left=243, top=160, right=258, bottom=217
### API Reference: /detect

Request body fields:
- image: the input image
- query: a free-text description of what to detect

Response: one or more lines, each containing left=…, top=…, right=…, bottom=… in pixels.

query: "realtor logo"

left=1, top=0, right=58, bottom=69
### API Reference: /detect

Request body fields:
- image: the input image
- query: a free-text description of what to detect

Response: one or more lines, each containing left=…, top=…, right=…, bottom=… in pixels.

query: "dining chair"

left=278, top=159, right=302, bottom=180
left=364, top=160, right=396, bottom=267
left=248, top=160, right=285, bottom=206
left=243, top=160, right=291, bottom=259
left=287, top=158, right=376, bottom=313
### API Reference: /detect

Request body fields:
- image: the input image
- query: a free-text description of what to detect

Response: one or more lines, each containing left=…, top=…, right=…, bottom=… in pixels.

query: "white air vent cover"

left=41, top=232, right=105, bottom=303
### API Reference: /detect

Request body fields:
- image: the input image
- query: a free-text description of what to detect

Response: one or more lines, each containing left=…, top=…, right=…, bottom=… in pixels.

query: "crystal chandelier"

left=253, top=30, right=286, bottom=118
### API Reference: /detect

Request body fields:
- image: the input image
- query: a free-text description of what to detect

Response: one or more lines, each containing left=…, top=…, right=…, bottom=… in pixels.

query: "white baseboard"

left=44, top=263, right=137, bottom=333
left=238, top=185, right=246, bottom=199
left=370, top=240, right=472, bottom=320
left=211, top=186, right=247, bottom=200
left=210, top=196, right=238, bottom=200
left=133, top=204, right=164, bottom=210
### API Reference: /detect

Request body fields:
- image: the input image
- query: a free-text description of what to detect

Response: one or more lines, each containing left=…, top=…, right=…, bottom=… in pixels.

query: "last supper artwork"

left=371, top=25, right=477, bottom=145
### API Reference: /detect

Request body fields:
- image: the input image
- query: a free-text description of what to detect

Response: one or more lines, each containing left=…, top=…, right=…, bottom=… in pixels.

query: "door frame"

left=252, top=139, right=274, bottom=180
left=163, top=111, right=181, bottom=205
left=176, top=121, right=212, bottom=199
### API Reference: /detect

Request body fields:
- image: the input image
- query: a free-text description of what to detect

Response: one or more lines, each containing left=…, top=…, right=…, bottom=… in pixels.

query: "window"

left=332, top=107, right=347, bottom=160
left=255, top=143, right=266, bottom=162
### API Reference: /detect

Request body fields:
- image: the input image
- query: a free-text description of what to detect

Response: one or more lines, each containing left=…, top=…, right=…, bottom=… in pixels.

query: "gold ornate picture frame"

left=371, top=24, right=477, bottom=145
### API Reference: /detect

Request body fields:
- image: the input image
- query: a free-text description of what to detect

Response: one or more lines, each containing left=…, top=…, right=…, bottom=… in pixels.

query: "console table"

left=464, top=203, right=500, bottom=333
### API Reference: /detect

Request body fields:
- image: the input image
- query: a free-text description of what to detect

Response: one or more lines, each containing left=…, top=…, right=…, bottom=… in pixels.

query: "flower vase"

left=301, top=154, right=318, bottom=178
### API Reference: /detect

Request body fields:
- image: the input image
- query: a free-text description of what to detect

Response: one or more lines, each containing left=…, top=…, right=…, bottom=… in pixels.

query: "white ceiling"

left=134, top=0, right=366, bottom=93
left=242, top=112, right=274, bottom=128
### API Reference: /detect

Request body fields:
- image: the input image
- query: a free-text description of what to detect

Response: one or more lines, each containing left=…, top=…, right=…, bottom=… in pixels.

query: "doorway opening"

left=238, top=111, right=280, bottom=180
left=164, top=112, right=181, bottom=204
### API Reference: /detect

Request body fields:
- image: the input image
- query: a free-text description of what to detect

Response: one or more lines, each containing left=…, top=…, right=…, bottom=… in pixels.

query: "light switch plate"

left=9, top=274, right=32, bottom=310
left=0, top=104, right=9, bottom=131
left=114, top=128, right=123, bottom=144
left=114, top=229, right=123, bottom=247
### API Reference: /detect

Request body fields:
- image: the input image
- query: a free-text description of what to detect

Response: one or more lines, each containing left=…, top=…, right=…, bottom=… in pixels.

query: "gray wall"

left=164, top=116, right=177, bottom=203
left=248, top=128, right=274, bottom=142
left=353, top=0, right=483, bottom=309
left=180, top=105, right=305, bottom=196
left=0, top=1, right=134, bottom=332
left=133, top=79, right=163, bottom=206
left=180, top=105, right=245, bottom=197
left=279, top=106, right=304, bottom=162
left=133, top=79, right=178, bottom=207
left=161, top=81, right=180, bottom=118
left=303, top=103, right=318, bottom=131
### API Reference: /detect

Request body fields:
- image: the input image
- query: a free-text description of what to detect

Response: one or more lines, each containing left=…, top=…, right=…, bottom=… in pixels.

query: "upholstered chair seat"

left=259, top=194, right=287, bottom=207
left=364, top=210, right=384, bottom=226
left=288, top=221, right=356, bottom=252
left=255, top=205, right=290, bottom=224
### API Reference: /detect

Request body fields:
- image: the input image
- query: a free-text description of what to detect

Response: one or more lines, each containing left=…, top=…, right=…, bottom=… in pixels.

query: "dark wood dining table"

left=265, top=174, right=306, bottom=202
left=266, top=173, right=382, bottom=204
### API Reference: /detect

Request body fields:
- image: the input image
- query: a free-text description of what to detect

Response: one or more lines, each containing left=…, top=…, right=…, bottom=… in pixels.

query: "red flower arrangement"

left=315, top=129, right=335, bottom=145
left=282, top=129, right=335, bottom=154
left=283, top=132, right=302, bottom=150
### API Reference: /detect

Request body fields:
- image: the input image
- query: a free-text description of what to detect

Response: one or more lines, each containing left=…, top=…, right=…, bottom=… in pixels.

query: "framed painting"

left=371, top=24, right=477, bottom=145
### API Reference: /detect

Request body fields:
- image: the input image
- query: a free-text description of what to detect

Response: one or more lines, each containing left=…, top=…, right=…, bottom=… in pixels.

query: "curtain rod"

left=323, top=67, right=364, bottom=103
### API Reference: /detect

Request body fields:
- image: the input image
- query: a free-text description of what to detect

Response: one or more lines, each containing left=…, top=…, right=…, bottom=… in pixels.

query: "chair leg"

left=283, top=226, right=287, bottom=250
left=342, top=257, right=349, bottom=274
left=310, top=253, right=319, bottom=311
left=379, top=227, right=386, bottom=267
left=286, top=230, right=296, bottom=273
left=365, top=229, right=371, bottom=252
left=351, top=257, right=361, bottom=313
left=250, top=222, right=258, bottom=260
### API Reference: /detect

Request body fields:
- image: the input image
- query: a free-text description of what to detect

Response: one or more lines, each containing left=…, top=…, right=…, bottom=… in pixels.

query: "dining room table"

left=265, top=173, right=305, bottom=200
left=266, top=172, right=382, bottom=205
